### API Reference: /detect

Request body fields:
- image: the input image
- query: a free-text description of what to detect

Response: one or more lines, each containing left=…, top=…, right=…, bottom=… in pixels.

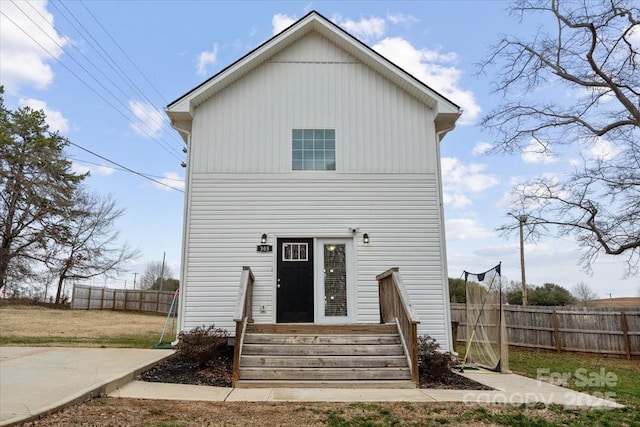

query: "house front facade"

left=166, top=11, right=461, bottom=352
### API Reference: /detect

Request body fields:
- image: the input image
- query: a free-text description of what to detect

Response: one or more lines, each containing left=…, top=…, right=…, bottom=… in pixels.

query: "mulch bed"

left=140, top=347, right=233, bottom=387
left=139, top=347, right=492, bottom=390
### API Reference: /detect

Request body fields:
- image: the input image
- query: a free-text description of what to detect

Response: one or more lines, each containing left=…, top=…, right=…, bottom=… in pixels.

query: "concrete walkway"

left=111, top=373, right=624, bottom=408
left=0, top=347, right=624, bottom=426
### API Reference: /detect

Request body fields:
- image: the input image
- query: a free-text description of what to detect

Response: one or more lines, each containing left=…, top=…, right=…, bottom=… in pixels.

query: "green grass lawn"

left=0, top=334, right=174, bottom=348
left=320, top=348, right=640, bottom=427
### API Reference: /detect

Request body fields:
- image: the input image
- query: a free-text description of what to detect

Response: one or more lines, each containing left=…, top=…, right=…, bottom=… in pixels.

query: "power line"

left=5, top=2, right=184, bottom=161
left=51, top=0, right=176, bottom=139
left=69, top=158, right=186, bottom=182
left=67, top=141, right=184, bottom=193
left=16, top=0, right=183, bottom=160
left=79, top=0, right=170, bottom=105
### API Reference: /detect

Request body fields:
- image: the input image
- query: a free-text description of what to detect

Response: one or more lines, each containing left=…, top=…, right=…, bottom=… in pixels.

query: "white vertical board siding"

left=190, top=31, right=437, bottom=175
left=183, top=174, right=451, bottom=349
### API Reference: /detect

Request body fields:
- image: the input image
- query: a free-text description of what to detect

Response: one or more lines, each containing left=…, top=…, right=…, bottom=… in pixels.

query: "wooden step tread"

left=240, top=355, right=408, bottom=368
left=235, top=380, right=417, bottom=389
left=242, top=343, right=404, bottom=356
left=244, top=334, right=401, bottom=345
left=239, top=367, right=411, bottom=381
left=246, top=323, right=398, bottom=334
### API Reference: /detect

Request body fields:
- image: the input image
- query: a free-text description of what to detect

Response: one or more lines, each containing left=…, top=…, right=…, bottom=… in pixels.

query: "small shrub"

left=417, top=335, right=453, bottom=382
left=176, top=325, right=229, bottom=367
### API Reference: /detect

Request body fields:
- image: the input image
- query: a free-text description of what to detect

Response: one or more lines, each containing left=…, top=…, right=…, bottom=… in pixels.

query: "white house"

left=166, top=11, right=461, bottom=358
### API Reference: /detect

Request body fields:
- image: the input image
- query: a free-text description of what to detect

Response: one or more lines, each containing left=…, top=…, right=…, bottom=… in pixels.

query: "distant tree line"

left=449, top=277, right=599, bottom=306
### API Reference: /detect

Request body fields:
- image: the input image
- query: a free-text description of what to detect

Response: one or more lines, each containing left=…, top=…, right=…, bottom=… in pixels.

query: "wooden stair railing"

left=377, top=267, right=420, bottom=386
left=232, top=266, right=254, bottom=388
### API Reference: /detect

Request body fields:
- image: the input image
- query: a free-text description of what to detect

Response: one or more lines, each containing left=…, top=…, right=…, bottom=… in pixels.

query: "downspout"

left=435, top=121, right=457, bottom=355
left=170, top=120, right=191, bottom=347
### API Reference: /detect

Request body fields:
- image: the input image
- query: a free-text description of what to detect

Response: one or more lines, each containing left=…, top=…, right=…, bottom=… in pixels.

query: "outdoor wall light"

left=363, top=233, right=369, bottom=244
left=261, top=233, right=267, bottom=244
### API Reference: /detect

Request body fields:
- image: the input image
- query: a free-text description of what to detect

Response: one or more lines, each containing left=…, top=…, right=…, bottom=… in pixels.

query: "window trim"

left=291, top=128, right=336, bottom=171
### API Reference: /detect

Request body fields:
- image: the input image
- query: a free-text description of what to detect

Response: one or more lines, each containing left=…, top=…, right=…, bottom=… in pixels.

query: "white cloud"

left=584, top=137, right=621, bottom=161
left=443, top=193, right=472, bottom=209
left=71, top=162, right=115, bottom=177
left=496, top=188, right=520, bottom=211
left=18, top=98, right=69, bottom=134
left=153, top=171, right=185, bottom=191
left=129, top=100, right=165, bottom=139
left=446, top=218, right=491, bottom=241
left=386, top=12, right=418, bottom=25
left=373, top=37, right=481, bottom=125
left=196, top=44, right=218, bottom=77
left=521, top=139, right=558, bottom=164
left=568, top=158, right=582, bottom=168
left=496, top=173, right=566, bottom=211
left=472, top=142, right=493, bottom=156
left=0, top=1, right=67, bottom=91
left=441, top=157, right=499, bottom=210
left=333, top=15, right=386, bottom=40
left=272, top=13, right=296, bottom=35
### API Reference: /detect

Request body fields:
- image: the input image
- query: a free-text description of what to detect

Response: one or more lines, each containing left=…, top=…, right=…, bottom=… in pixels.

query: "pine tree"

left=0, top=87, right=85, bottom=291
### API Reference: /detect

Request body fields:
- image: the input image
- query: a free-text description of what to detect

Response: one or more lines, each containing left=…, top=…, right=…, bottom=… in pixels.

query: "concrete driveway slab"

left=0, top=347, right=173, bottom=427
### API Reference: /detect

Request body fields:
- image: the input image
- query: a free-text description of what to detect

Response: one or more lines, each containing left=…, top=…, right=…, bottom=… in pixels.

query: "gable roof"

left=166, top=10, right=461, bottom=142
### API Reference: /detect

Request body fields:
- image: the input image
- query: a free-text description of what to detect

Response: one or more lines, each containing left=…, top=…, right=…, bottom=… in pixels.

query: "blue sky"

left=1, top=1, right=637, bottom=297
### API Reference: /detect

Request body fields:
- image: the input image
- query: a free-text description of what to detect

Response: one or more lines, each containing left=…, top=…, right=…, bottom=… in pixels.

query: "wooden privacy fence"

left=450, top=303, right=640, bottom=359
left=71, top=284, right=176, bottom=315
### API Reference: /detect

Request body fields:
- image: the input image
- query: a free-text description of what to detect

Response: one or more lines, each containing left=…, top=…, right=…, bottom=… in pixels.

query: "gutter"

left=169, top=120, right=192, bottom=347
left=435, top=121, right=458, bottom=355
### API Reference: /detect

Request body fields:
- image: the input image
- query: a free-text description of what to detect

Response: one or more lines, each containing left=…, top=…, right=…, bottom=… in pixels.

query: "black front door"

left=277, top=238, right=314, bottom=323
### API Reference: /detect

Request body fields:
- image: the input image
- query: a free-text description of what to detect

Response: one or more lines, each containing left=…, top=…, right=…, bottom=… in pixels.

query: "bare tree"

left=572, top=281, right=598, bottom=303
left=47, top=190, right=139, bottom=303
left=481, top=1, right=640, bottom=275
left=140, top=261, right=174, bottom=290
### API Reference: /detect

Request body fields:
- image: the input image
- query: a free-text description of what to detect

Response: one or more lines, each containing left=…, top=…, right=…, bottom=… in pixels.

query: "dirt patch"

left=21, top=399, right=497, bottom=426
left=0, top=306, right=166, bottom=340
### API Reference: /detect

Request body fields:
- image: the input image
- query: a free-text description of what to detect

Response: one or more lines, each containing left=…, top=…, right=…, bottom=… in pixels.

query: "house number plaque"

left=256, top=245, right=273, bottom=253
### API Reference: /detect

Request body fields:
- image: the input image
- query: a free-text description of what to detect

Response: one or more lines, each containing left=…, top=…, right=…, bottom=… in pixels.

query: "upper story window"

left=292, top=129, right=336, bottom=171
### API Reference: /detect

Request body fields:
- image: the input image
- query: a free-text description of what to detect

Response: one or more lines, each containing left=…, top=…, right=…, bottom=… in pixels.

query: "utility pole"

left=159, top=252, right=166, bottom=291
left=518, top=215, right=528, bottom=306
left=133, top=272, right=138, bottom=290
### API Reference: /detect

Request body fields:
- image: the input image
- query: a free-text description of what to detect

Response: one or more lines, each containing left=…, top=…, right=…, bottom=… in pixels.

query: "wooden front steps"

left=235, top=323, right=416, bottom=388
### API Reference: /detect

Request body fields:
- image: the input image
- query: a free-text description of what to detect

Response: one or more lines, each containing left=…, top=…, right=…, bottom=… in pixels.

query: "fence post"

left=71, top=285, right=77, bottom=309
left=621, top=312, right=631, bottom=360
left=100, top=288, right=105, bottom=310
left=552, top=309, right=562, bottom=353
left=156, top=291, right=161, bottom=314
left=87, top=287, right=92, bottom=310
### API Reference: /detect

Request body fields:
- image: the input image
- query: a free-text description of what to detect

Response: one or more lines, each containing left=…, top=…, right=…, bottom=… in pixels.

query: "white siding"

left=178, top=28, right=454, bottom=352
left=190, top=32, right=437, bottom=175
left=182, top=174, right=451, bottom=348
